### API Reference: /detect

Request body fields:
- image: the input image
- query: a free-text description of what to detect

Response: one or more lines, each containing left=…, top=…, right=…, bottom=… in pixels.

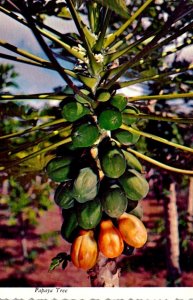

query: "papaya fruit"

left=62, top=101, right=89, bottom=122
left=101, top=185, right=128, bottom=218
left=61, top=209, right=79, bottom=243
left=46, top=156, right=73, bottom=182
left=119, top=169, right=149, bottom=201
left=113, top=129, right=140, bottom=145
left=97, top=91, right=111, bottom=102
left=98, top=219, right=124, bottom=258
left=110, top=94, right=127, bottom=111
left=122, top=106, right=139, bottom=125
left=129, top=201, right=143, bottom=219
left=126, top=199, right=139, bottom=213
left=76, top=198, right=102, bottom=229
left=98, top=108, right=122, bottom=130
left=70, top=229, right=98, bottom=270
left=71, top=122, right=99, bottom=148
left=73, top=167, right=99, bottom=203
left=100, top=147, right=126, bottom=179
left=117, top=213, right=147, bottom=248
left=54, top=182, right=74, bottom=209
left=122, top=150, right=142, bottom=172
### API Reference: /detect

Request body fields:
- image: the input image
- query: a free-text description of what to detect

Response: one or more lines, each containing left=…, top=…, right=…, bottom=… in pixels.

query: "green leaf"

left=49, top=253, right=69, bottom=272
left=77, top=75, right=99, bottom=93
left=49, top=258, right=62, bottom=272
left=94, top=0, right=129, bottom=18
left=140, top=67, right=158, bottom=78
left=57, top=7, right=72, bottom=19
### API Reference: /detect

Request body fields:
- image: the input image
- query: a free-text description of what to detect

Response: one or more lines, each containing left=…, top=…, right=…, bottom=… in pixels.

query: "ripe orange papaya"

left=70, top=230, right=98, bottom=270
left=98, top=219, right=124, bottom=258
left=117, top=213, right=147, bottom=248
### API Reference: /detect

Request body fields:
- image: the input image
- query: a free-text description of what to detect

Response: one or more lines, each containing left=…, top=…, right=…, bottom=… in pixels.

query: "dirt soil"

left=0, top=197, right=193, bottom=287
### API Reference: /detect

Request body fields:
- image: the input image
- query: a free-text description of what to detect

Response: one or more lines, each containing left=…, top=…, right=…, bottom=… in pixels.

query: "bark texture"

left=164, top=182, right=181, bottom=286
left=187, top=176, right=193, bottom=235
left=88, top=254, right=120, bottom=287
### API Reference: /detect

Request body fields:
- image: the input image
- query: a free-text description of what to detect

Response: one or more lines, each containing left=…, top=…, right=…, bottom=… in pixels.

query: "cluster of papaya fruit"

left=46, top=92, right=149, bottom=271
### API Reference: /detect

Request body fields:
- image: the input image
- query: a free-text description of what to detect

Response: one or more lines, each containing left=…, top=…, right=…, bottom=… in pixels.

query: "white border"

left=0, top=287, right=193, bottom=300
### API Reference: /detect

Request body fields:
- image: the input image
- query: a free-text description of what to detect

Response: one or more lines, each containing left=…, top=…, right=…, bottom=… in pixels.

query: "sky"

left=0, top=12, right=67, bottom=94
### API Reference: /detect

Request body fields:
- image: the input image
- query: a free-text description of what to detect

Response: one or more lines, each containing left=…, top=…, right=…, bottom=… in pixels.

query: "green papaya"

left=62, top=101, right=89, bottom=122
left=100, top=147, right=126, bottom=178
left=46, top=156, right=73, bottom=182
left=97, top=91, right=111, bottom=102
left=126, top=199, right=139, bottom=212
left=110, top=94, right=127, bottom=111
left=113, top=129, right=140, bottom=145
left=73, top=167, right=99, bottom=203
left=122, top=106, right=139, bottom=125
left=122, top=151, right=142, bottom=172
left=76, top=198, right=102, bottom=229
left=98, top=108, right=122, bottom=130
left=61, top=209, right=79, bottom=243
left=119, top=169, right=149, bottom=201
left=101, top=185, right=128, bottom=218
left=54, top=182, right=74, bottom=209
left=71, top=122, right=99, bottom=148
left=129, top=201, right=143, bottom=219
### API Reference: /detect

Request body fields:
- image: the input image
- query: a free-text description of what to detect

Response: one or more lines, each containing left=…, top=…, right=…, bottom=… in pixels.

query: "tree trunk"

left=164, top=182, right=181, bottom=286
left=88, top=254, right=120, bottom=287
left=187, top=176, right=193, bottom=235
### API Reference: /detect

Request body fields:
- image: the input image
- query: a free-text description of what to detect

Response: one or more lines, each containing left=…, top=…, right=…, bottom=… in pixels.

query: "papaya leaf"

left=94, top=0, right=129, bottom=18
left=49, top=252, right=70, bottom=272
left=49, top=257, right=64, bottom=272
left=57, top=6, right=71, bottom=19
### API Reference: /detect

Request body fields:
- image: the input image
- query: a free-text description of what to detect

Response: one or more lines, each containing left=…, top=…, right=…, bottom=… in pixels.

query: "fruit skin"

left=71, top=122, right=99, bottom=148
left=122, top=150, right=142, bottom=172
left=100, top=147, right=126, bottom=179
left=98, top=108, right=122, bottom=130
left=101, top=186, right=128, bottom=218
left=129, top=201, right=143, bottom=219
left=117, top=213, right=147, bottom=248
left=113, top=129, right=140, bottom=146
left=97, top=91, right=111, bottom=102
left=73, top=167, right=99, bottom=203
left=76, top=198, right=102, bottom=229
left=98, top=219, right=124, bottom=258
left=122, top=106, right=139, bottom=125
left=119, top=169, right=149, bottom=201
left=54, top=182, right=74, bottom=209
left=61, top=209, right=79, bottom=243
left=46, top=156, right=73, bottom=182
left=126, top=199, right=138, bottom=213
left=70, top=230, right=98, bottom=270
left=110, top=94, right=127, bottom=111
left=62, top=101, right=89, bottom=122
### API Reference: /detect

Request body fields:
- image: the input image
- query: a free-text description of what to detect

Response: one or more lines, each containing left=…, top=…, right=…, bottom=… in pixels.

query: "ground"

left=0, top=197, right=193, bottom=287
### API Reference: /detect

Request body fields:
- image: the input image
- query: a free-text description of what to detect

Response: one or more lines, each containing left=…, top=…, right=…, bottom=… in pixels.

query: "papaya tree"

left=0, top=0, right=193, bottom=287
